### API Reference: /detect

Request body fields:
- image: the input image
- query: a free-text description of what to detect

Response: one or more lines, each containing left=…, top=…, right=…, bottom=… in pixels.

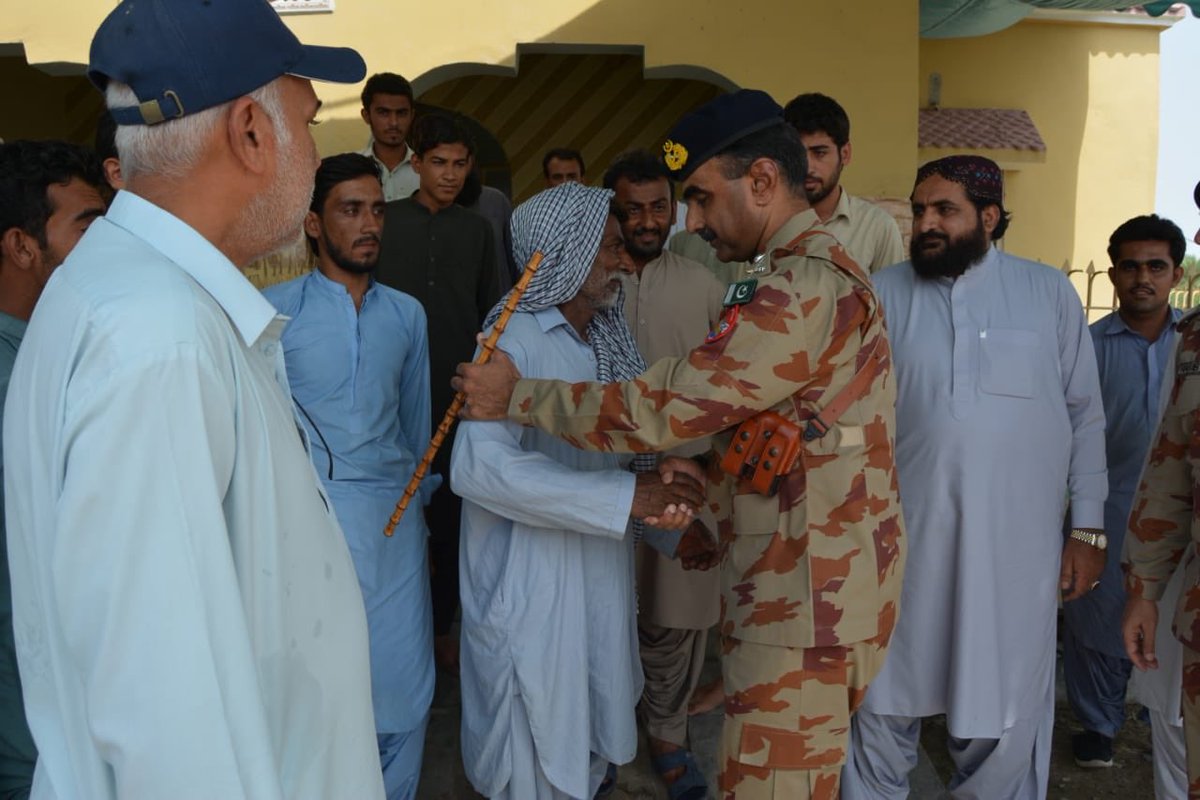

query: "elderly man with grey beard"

left=1, top=1, right=383, bottom=798
left=451, top=182, right=708, bottom=800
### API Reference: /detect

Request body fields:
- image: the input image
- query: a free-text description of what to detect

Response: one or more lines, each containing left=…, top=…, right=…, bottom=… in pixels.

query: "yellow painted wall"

left=0, top=0, right=919, bottom=200
left=919, top=17, right=1161, bottom=280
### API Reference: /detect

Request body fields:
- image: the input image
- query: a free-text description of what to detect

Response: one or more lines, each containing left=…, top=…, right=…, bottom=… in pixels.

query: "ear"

left=303, top=210, right=322, bottom=244
left=1172, top=265, right=1185, bottom=289
left=360, top=106, right=371, bottom=126
left=1106, top=266, right=1117, bottom=288
left=1, top=227, right=40, bottom=271
left=224, top=96, right=274, bottom=177
left=979, top=203, right=1001, bottom=237
left=747, top=157, right=780, bottom=207
left=103, top=157, right=124, bottom=191
left=668, top=195, right=678, bottom=228
left=410, top=153, right=423, bottom=175
left=840, top=141, right=853, bottom=167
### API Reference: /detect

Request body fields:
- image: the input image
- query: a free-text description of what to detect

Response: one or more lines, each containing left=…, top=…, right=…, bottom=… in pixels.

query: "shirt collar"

left=1101, top=306, right=1183, bottom=337
left=360, top=138, right=410, bottom=175
left=762, top=208, right=823, bottom=256
left=829, top=187, right=852, bottom=223
left=533, top=305, right=571, bottom=333
left=307, top=266, right=375, bottom=300
left=104, top=191, right=279, bottom=347
left=0, top=310, right=27, bottom=342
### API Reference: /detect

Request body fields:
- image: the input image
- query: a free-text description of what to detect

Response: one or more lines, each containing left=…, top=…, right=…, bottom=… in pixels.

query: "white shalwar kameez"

left=842, top=247, right=1106, bottom=800
left=452, top=309, right=642, bottom=800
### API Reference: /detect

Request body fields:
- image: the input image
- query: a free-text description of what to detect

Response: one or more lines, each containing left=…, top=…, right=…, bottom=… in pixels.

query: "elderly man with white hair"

left=451, top=182, right=710, bottom=800
left=2, top=1, right=382, bottom=798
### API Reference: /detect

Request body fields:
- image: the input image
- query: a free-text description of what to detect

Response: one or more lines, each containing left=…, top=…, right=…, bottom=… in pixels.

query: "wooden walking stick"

left=384, top=250, right=546, bottom=536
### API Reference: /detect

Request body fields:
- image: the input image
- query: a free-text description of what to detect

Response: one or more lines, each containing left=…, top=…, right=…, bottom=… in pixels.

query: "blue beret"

left=661, top=90, right=785, bottom=180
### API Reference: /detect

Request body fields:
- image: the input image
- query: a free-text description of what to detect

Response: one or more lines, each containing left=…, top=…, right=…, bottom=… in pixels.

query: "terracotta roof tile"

left=918, top=108, right=1046, bottom=152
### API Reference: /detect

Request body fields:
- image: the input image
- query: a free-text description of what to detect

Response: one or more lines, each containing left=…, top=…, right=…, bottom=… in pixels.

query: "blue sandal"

left=651, top=747, right=708, bottom=800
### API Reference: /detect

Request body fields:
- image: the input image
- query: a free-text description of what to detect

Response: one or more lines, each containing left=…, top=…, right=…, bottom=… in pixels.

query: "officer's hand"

left=1122, top=596, right=1159, bottom=671
left=453, top=348, right=521, bottom=421
left=1059, top=536, right=1106, bottom=602
left=658, top=455, right=706, bottom=488
left=677, top=520, right=720, bottom=571
left=634, top=471, right=702, bottom=529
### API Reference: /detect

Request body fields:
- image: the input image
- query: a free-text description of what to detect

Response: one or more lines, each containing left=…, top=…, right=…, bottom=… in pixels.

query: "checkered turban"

left=488, top=182, right=659, bottom=527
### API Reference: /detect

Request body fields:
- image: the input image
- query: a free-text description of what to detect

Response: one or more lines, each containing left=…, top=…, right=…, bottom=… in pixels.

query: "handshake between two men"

left=453, top=348, right=720, bottom=573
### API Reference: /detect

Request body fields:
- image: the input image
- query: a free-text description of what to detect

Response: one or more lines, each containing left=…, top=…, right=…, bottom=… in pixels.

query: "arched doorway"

left=414, top=47, right=733, bottom=202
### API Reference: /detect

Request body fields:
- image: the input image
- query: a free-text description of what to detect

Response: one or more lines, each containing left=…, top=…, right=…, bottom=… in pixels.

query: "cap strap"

left=109, top=90, right=185, bottom=126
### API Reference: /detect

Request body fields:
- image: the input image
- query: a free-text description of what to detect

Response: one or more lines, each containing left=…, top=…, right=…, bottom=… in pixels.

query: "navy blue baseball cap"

left=661, top=90, right=786, bottom=181
left=89, top=0, right=367, bottom=126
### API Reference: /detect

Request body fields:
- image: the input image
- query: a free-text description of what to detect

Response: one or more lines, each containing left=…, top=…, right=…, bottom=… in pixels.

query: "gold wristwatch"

left=1069, top=529, right=1108, bottom=551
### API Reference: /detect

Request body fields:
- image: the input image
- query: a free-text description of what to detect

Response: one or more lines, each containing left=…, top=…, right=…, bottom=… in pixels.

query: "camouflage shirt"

left=507, top=209, right=906, bottom=649
left=1126, top=308, right=1200, bottom=648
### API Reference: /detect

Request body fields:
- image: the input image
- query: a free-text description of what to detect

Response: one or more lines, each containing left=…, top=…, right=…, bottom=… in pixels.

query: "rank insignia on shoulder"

left=706, top=304, right=741, bottom=343
left=1179, top=360, right=1200, bottom=376
left=723, top=279, right=758, bottom=307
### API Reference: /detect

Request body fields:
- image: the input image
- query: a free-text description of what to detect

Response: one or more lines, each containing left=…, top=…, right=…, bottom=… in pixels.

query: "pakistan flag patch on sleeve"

left=723, top=279, right=757, bottom=307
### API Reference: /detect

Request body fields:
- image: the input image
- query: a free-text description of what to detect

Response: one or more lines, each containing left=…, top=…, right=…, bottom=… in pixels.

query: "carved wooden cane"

left=384, top=250, right=546, bottom=536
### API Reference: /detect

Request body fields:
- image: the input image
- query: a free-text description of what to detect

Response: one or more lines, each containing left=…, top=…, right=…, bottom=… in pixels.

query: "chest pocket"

left=979, top=328, right=1039, bottom=399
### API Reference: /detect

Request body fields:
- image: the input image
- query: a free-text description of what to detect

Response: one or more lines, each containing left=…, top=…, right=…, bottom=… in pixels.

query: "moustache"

left=353, top=235, right=380, bottom=248
left=915, top=232, right=949, bottom=246
left=633, top=226, right=662, bottom=238
left=697, top=227, right=717, bottom=243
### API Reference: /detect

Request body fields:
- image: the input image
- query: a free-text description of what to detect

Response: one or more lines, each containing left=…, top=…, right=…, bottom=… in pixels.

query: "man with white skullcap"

left=451, top=182, right=708, bottom=800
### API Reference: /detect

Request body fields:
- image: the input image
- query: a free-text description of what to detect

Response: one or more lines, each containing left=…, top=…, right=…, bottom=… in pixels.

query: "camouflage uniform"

left=508, top=208, right=906, bottom=799
left=1126, top=308, right=1200, bottom=798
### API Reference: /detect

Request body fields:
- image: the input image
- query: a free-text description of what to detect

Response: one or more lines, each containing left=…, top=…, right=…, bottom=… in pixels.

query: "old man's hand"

left=634, top=471, right=703, bottom=530
left=453, top=348, right=522, bottom=421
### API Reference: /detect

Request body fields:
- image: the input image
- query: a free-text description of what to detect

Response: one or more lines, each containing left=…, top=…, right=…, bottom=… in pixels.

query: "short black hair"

left=1106, top=214, right=1186, bottom=267
left=782, top=93, right=850, bottom=148
left=94, top=110, right=118, bottom=162
left=361, top=72, right=413, bottom=109
left=714, top=122, right=808, bottom=197
left=964, top=194, right=1012, bottom=241
left=306, top=152, right=382, bottom=254
left=602, top=149, right=673, bottom=199
left=542, top=148, right=585, bottom=178
left=410, top=112, right=475, bottom=158
left=0, top=140, right=104, bottom=249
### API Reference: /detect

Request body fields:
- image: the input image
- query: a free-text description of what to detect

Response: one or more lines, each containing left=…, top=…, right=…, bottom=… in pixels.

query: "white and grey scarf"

left=486, top=182, right=657, bottom=530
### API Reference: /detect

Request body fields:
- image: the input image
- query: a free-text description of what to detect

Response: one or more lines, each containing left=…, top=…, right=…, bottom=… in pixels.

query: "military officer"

left=454, top=90, right=906, bottom=800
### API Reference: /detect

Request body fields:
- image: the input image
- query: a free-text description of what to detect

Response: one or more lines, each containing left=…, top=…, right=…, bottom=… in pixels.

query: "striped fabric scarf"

left=485, top=182, right=658, bottom=533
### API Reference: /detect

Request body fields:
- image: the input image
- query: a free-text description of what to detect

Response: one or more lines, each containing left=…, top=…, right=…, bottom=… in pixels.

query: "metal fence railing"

left=1063, top=259, right=1200, bottom=323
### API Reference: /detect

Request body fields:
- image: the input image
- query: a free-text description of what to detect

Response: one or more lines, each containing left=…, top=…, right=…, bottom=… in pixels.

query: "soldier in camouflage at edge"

left=454, top=90, right=906, bottom=799
left=1124, top=185, right=1200, bottom=796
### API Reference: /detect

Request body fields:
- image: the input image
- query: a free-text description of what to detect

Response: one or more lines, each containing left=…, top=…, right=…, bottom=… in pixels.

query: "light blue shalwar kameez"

left=264, top=270, right=437, bottom=800
left=842, top=247, right=1107, bottom=800
left=451, top=308, right=643, bottom=800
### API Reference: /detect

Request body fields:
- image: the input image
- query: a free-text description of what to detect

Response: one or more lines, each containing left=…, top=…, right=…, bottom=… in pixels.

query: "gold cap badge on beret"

left=663, top=140, right=688, bottom=173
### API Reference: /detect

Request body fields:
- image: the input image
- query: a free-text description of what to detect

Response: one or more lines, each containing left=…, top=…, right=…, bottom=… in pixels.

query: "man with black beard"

left=264, top=153, right=438, bottom=800
left=783, top=93, right=904, bottom=273
left=841, top=155, right=1107, bottom=800
left=603, top=149, right=723, bottom=800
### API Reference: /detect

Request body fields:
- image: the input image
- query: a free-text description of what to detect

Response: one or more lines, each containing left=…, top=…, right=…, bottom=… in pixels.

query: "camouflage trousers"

left=1184, top=644, right=1200, bottom=799
left=718, top=636, right=888, bottom=800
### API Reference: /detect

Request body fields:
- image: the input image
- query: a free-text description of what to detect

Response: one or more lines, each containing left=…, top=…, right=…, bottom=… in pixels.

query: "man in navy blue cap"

left=2, top=3, right=385, bottom=799
left=454, top=89, right=906, bottom=799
